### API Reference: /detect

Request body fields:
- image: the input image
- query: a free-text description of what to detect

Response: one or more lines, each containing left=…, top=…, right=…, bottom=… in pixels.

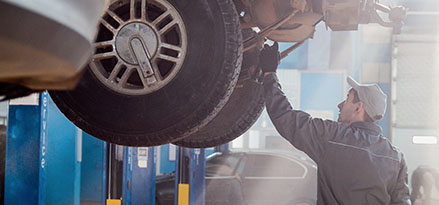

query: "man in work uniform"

left=259, top=42, right=411, bottom=204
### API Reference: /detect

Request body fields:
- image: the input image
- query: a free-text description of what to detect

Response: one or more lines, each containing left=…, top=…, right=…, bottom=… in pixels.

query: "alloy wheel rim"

left=90, top=0, right=187, bottom=95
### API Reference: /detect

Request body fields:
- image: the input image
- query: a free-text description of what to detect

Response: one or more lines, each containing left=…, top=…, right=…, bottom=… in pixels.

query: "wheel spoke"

left=108, top=61, right=123, bottom=82
left=159, top=19, right=177, bottom=35
left=100, top=19, right=116, bottom=33
left=92, top=52, right=116, bottom=61
left=94, top=40, right=114, bottom=49
left=119, top=67, right=134, bottom=87
left=130, top=0, right=136, bottom=20
left=151, top=61, right=164, bottom=82
left=106, top=10, right=124, bottom=24
left=161, top=43, right=182, bottom=54
left=157, top=54, right=179, bottom=63
left=152, top=11, right=170, bottom=26
left=141, top=0, right=147, bottom=20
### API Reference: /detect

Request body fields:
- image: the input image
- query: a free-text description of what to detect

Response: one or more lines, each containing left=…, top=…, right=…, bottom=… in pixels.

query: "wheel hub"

left=116, top=23, right=157, bottom=64
left=116, top=22, right=158, bottom=77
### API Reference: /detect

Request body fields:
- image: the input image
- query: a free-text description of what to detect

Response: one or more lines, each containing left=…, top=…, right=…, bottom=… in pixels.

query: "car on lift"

left=0, top=0, right=406, bottom=147
left=0, top=0, right=107, bottom=98
left=155, top=151, right=318, bottom=205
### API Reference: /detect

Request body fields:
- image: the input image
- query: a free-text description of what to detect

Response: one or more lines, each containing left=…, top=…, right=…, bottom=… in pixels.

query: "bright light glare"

left=249, top=130, right=260, bottom=148
left=412, top=136, right=438, bottom=145
left=232, top=135, right=244, bottom=149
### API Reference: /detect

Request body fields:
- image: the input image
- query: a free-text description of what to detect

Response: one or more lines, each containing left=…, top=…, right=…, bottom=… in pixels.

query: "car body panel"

left=0, top=0, right=107, bottom=90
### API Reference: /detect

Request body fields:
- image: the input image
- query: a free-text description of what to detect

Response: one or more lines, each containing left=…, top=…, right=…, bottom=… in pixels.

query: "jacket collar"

left=350, top=121, right=383, bottom=136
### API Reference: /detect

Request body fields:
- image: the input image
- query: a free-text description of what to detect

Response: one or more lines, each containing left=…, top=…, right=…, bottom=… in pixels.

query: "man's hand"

left=259, top=42, right=280, bottom=74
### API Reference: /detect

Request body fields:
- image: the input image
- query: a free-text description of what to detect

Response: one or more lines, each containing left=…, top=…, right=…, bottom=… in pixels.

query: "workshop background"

left=1, top=0, right=438, bottom=204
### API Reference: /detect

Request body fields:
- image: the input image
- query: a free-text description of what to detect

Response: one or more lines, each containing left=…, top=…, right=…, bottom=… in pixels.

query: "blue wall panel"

left=279, top=42, right=309, bottom=70
left=4, top=106, right=40, bottom=204
left=362, top=44, right=391, bottom=63
left=300, top=72, right=344, bottom=120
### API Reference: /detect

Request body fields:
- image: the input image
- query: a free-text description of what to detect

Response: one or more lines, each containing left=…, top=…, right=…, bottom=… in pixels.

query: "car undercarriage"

left=0, top=0, right=406, bottom=147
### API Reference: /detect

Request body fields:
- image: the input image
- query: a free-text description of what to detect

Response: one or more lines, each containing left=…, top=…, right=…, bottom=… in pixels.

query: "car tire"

left=287, top=198, right=316, bottom=205
left=50, top=0, right=242, bottom=146
left=173, top=45, right=264, bottom=148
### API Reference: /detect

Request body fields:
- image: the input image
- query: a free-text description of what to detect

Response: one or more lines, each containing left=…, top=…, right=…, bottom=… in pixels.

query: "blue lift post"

left=130, top=147, right=156, bottom=205
left=5, top=92, right=156, bottom=205
left=81, top=133, right=107, bottom=204
left=4, top=94, right=41, bottom=204
left=174, top=147, right=206, bottom=205
left=101, top=142, right=109, bottom=205
left=122, top=147, right=132, bottom=205
left=122, top=147, right=156, bottom=205
left=106, top=145, right=156, bottom=205
left=4, top=91, right=83, bottom=204
left=106, top=144, right=125, bottom=204
left=44, top=92, right=82, bottom=205
left=5, top=92, right=107, bottom=205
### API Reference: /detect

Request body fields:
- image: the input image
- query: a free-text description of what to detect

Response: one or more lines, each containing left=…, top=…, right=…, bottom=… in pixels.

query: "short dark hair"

left=351, top=89, right=374, bottom=122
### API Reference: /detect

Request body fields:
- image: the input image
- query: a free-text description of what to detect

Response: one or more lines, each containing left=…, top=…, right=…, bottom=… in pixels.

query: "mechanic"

left=259, top=42, right=411, bottom=204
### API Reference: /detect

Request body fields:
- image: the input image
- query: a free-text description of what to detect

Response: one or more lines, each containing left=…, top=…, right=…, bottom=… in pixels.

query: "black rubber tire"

left=287, top=198, right=316, bottom=205
left=49, top=0, right=242, bottom=146
left=173, top=46, right=264, bottom=148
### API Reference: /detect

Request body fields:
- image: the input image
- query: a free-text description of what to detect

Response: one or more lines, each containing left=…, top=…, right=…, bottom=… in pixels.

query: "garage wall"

left=390, top=8, right=439, bottom=188
left=392, top=40, right=439, bottom=129
left=300, top=71, right=345, bottom=121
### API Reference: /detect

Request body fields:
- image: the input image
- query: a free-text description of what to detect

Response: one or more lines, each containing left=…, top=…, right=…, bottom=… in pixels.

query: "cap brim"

left=347, top=76, right=360, bottom=90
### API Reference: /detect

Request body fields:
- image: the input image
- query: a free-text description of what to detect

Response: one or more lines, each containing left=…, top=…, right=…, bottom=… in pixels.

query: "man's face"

left=337, top=89, right=360, bottom=125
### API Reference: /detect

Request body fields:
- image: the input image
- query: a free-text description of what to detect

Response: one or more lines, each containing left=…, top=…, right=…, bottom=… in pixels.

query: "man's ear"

left=355, top=102, right=364, bottom=113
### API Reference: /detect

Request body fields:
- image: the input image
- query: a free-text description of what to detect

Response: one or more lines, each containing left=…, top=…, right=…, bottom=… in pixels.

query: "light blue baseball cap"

left=347, top=76, right=387, bottom=121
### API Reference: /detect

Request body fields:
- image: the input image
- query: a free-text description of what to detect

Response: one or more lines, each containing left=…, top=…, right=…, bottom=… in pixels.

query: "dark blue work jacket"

left=263, top=73, right=411, bottom=205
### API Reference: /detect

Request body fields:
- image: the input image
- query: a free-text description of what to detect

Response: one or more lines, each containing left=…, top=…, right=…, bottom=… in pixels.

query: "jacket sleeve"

left=263, top=73, right=340, bottom=163
left=390, top=155, right=411, bottom=205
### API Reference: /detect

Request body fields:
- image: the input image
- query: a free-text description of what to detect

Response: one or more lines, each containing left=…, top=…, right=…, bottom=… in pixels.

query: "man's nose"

left=338, top=102, right=343, bottom=109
